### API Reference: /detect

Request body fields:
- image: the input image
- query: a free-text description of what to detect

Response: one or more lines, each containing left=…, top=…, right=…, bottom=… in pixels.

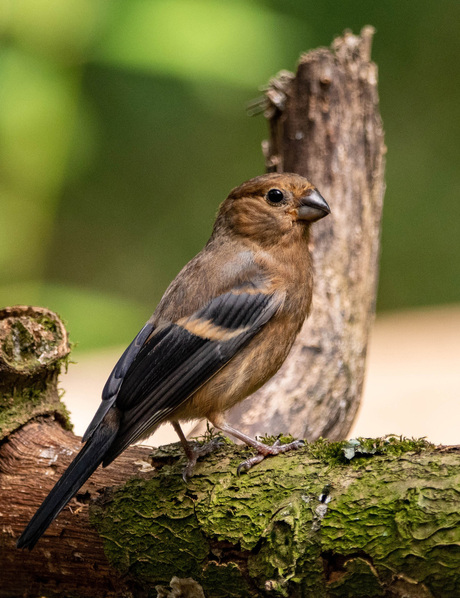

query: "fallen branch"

left=3, top=400, right=460, bottom=598
left=0, top=310, right=458, bottom=597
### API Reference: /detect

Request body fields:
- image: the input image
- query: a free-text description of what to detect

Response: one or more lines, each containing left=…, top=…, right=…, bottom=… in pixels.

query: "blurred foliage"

left=0, top=0, right=459, bottom=352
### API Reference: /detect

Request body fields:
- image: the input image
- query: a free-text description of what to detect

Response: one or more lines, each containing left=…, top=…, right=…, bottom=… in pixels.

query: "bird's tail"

left=16, top=424, right=117, bottom=550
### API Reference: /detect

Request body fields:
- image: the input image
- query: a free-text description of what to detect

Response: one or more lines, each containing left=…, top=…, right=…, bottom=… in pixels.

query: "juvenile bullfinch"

left=17, top=172, right=330, bottom=549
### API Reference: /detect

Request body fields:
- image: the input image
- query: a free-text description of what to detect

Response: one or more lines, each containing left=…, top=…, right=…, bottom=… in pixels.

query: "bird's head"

left=214, top=173, right=330, bottom=246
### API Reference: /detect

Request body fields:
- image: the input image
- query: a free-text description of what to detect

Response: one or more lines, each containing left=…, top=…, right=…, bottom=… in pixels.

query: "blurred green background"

left=1, top=0, right=459, bottom=353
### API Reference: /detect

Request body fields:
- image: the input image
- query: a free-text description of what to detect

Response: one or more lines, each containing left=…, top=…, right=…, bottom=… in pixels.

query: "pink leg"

left=209, top=416, right=304, bottom=474
left=172, top=422, right=224, bottom=481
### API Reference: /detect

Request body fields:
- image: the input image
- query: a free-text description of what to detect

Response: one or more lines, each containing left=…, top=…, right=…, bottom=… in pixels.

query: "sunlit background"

left=1, top=0, right=459, bottom=443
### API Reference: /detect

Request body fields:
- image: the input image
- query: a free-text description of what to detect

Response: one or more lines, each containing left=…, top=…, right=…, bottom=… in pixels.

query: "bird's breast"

left=172, top=271, right=312, bottom=422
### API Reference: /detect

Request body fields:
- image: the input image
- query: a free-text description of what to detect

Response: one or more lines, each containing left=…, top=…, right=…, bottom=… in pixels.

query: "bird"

left=17, top=172, right=330, bottom=549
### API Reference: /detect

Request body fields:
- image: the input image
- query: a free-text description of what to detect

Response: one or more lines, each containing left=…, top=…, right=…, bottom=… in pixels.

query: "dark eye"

left=266, top=188, right=285, bottom=204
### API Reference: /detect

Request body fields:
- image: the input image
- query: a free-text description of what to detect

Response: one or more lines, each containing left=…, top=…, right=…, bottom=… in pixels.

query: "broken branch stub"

left=0, top=305, right=71, bottom=440
left=226, top=27, right=386, bottom=441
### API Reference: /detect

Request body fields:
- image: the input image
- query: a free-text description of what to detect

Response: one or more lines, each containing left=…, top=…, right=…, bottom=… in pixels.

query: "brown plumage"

left=17, top=172, right=330, bottom=549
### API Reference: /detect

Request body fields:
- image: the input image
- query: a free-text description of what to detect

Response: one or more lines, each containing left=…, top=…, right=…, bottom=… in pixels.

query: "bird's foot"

left=182, top=436, right=225, bottom=481
left=237, top=438, right=304, bottom=475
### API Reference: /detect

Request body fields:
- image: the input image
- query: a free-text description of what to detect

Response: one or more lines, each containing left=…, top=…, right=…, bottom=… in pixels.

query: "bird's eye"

left=266, top=188, right=285, bottom=204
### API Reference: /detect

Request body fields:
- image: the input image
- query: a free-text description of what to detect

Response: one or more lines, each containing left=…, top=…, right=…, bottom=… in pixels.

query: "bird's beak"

left=297, top=189, right=331, bottom=222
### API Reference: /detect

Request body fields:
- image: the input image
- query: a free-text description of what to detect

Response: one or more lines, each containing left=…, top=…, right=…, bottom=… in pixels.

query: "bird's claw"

left=237, top=439, right=305, bottom=475
left=182, top=436, right=225, bottom=482
left=237, top=453, right=265, bottom=475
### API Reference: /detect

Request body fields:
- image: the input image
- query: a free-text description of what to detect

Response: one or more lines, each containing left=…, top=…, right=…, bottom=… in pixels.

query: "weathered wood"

left=0, top=418, right=151, bottom=597
left=0, top=306, right=148, bottom=597
left=224, top=26, right=386, bottom=442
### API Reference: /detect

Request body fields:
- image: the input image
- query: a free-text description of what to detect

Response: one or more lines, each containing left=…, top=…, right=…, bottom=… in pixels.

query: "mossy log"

left=92, top=438, right=460, bottom=598
left=3, top=406, right=460, bottom=598
left=1, top=311, right=459, bottom=598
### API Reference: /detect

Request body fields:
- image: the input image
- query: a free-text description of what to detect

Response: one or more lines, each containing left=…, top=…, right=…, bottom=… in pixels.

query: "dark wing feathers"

left=103, top=339, right=220, bottom=465
left=101, top=290, right=281, bottom=466
left=194, top=290, right=273, bottom=331
left=115, top=330, right=208, bottom=411
left=82, top=321, right=156, bottom=442
left=104, top=321, right=157, bottom=399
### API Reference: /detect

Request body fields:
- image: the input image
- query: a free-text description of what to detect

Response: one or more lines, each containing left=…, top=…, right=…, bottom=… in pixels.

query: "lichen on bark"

left=91, top=437, right=459, bottom=598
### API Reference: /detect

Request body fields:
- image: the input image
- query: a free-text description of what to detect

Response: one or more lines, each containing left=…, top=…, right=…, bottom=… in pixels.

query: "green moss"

left=2, top=320, right=41, bottom=370
left=92, top=439, right=329, bottom=595
left=0, top=308, right=73, bottom=437
left=247, top=492, right=326, bottom=595
left=37, top=311, right=75, bottom=374
left=90, top=475, right=210, bottom=585
left=201, top=562, right=252, bottom=598
left=256, top=433, right=296, bottom=446
left=0, top=386, right=73, bottom=440
left=318, top=449, right=460, bottom=597
left=92, top=436, right=444, bottom=597
left=36, top=313, right=60, bottom=334
left=304, top=437, right=349, bottom=465
left=192, top=422, right=233, bottom=446
left=0, top=386, right=42, bottom=415
left=303, top=435, right=433, bottom=467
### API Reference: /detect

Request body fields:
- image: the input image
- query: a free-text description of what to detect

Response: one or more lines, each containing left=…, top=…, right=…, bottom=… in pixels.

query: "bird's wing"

left=101, top=288, right=283, bottom=466
left=82, top=321, right=156, bottom=442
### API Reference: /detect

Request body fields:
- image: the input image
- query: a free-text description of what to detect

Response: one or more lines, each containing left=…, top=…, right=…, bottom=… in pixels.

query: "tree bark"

left=1, top=417, right=152, bottom=597
left=223, top=26, right=386, bottom=442
left=0, top=306, right=154, bottom=596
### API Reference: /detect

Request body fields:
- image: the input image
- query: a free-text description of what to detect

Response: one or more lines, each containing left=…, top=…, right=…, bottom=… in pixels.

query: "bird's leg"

left=209, top=417, right=304, bottom=474
left=172, top=422, right=224, bottom=481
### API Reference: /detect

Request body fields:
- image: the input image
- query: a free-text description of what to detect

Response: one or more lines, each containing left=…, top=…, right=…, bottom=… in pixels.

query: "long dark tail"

left=17, top=424, right=117, bottom=550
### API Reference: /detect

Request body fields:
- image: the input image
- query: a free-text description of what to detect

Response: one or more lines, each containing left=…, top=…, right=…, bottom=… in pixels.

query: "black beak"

left=297, top=189, right=331, bottom=222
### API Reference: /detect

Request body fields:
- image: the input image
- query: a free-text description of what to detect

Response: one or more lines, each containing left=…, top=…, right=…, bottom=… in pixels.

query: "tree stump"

left=224, top=26, right=386, bottom=442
